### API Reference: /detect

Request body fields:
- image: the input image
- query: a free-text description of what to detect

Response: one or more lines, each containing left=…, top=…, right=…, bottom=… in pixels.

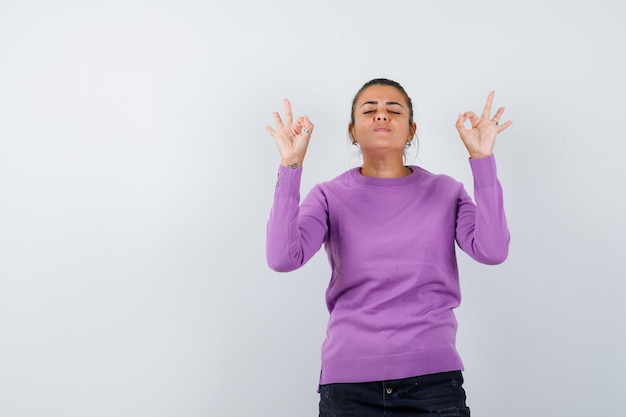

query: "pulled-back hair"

left=350, top=78, right=414, bottom=127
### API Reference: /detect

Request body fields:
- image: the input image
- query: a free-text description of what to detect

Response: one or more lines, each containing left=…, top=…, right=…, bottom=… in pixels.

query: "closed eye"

left=363, top=110, right=401, bottom=115
left=363, top=109, right=402, bottom=114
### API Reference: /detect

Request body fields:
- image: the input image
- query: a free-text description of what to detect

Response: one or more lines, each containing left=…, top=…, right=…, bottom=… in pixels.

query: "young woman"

left=265, top=78, right=512, bottom=416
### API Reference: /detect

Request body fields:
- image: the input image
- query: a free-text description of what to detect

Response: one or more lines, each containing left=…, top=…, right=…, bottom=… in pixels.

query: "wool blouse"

left=266, top=155, right=510, bottom=386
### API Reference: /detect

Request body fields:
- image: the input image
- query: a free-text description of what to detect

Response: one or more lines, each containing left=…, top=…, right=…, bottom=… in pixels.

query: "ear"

left=410, top=122, right=417, bottom=139
left=348, top=125, right=356, bottom=144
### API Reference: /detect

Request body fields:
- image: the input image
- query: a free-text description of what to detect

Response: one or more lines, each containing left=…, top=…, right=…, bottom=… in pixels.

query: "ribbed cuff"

left=469, top=154, right=498, bottom=188
left=274, top=165, right=303, bottom=197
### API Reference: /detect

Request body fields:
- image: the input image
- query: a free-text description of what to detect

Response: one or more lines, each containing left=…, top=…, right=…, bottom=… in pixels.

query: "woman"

left=265, top=78, right=512, bottom=417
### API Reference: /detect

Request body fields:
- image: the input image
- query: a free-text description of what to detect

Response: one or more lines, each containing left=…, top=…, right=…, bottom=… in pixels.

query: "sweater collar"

left=349, top=165, right=422, bottom=187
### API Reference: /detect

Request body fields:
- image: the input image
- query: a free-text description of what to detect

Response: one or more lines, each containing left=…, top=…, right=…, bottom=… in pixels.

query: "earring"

left=405, top=141, right=411, bottom=147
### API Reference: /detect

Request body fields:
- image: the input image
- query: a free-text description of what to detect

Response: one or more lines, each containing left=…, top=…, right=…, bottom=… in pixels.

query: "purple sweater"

left=266, top=155, right=509, bottom=386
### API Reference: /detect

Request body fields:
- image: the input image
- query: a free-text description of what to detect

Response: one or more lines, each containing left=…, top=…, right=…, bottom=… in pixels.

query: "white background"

left=0, top=1, right=624, bottom=416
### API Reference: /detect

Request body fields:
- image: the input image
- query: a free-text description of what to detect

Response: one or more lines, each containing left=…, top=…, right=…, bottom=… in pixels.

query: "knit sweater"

left=266, top=155, right=509, bottom=386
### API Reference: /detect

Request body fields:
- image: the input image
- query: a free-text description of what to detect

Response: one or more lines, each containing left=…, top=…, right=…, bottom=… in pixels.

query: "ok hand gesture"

left=455, top=91, right=512, bottom=159
left=265, top=99, right=314, bottom=167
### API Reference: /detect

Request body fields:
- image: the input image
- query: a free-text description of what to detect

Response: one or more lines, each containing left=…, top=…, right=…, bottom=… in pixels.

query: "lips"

left=373, top=125, right=391, bottom=132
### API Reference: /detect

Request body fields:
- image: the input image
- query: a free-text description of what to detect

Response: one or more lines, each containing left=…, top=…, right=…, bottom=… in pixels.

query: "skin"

left=348, top=85, right=416, bottom=178
left=266, top=86, right=512, bottom=177
left=265, top=99, right=314, bottom=168
left=455, top=90, right=513, bottom=159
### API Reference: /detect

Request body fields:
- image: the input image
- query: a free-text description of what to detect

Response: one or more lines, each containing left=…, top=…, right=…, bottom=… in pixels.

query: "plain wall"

left=0, top=1, right=624, bottom=416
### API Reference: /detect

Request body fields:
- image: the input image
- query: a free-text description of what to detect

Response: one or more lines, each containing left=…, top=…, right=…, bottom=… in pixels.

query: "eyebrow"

left=360, top=101, right=404, bottom=108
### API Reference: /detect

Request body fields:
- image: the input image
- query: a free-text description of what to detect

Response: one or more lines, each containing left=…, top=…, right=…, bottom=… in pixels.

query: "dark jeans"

left=319, top=371, right=470, bottom=417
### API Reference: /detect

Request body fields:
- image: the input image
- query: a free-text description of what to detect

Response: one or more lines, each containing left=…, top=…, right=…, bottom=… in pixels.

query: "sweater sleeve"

left=266, top=166, right=329, bottom=272
left=455, top=154, right=510, bottom=265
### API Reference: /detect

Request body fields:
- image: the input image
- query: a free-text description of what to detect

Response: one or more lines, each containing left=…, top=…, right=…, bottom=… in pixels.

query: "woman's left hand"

left=455, top=91, right=512, bottom=159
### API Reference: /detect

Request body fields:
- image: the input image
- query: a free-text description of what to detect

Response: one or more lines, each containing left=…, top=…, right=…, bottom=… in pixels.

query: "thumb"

left=303, top=115, right=314, bottom=131
left=455, top=113, right=467, bottom=137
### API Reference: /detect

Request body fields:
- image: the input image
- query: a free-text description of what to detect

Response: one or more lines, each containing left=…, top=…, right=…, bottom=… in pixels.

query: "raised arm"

left=454, top=92, right=512, bottom=264
left=265, top=100, right=327, bottom=272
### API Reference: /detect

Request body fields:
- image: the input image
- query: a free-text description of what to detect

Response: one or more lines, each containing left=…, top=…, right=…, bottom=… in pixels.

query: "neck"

left=360, top=155, right=410, bottom=178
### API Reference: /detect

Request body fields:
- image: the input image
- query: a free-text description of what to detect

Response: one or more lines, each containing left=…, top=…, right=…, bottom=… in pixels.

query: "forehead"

left=357, top=84, right=407, bottom=105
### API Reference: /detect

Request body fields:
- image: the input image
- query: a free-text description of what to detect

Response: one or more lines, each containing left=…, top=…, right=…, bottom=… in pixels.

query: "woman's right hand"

left=265, top=99, right=314, bottom=167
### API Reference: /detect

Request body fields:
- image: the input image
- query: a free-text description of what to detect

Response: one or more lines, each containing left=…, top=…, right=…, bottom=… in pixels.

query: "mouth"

left=373, top=126, right=391, bottom=132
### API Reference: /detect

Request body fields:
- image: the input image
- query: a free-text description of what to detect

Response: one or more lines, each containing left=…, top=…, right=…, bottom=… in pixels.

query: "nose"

left=375, top=111, right=388, bottom=121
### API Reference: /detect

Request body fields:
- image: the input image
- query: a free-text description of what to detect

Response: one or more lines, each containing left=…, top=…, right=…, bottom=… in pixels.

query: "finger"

left=283, top=98, right=293, bottom=126
left=291, top=117, right=303, bottom=135
left=455, top=113, right=468, bottom=136
left=303, top=115, right=314, bottom=129
left=272, top=111, right=284, bottom=129
left=265, top=125, right=277, bottom=138
left=481, top=91, right=495, bottom=120
left=497, top=120, right=513, bottom=132
left=301, top=114, right=314, bottom=135
left=464, top=111, right=480, bottom=127
left=491, top=107, right=505, bottom=123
